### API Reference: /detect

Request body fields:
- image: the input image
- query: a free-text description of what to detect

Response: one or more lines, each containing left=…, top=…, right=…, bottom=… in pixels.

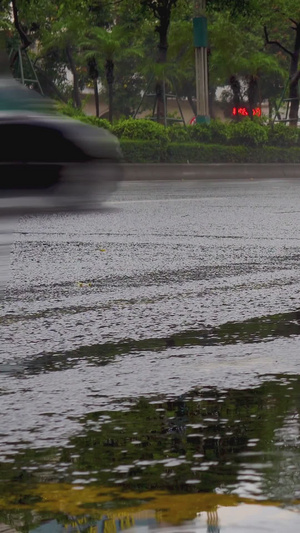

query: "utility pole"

left=193, top=0, right=210, bottom=123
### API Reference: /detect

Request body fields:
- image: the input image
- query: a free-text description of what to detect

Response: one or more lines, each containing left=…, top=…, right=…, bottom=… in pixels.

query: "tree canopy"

left=1, top=0, right=299, bottom=123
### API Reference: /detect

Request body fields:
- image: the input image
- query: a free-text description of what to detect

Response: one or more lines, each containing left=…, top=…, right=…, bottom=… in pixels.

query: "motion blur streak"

left=0, top=45, right=122, bottom=295
left=0, top=217, right=13, bottom=297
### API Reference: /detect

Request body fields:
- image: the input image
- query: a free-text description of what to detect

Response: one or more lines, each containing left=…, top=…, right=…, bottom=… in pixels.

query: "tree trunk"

left=66, top=45, right=81, bottom=108
left=88, top=58, right=99, bottom=117
left=105, top=59, right=114, bottom=123
left=288, top=24, right=300, bottom=127
left=143, top=1, right=178, bottom=125
left=187, top=94, right=197, bottom=116
left=154, top=1, right=176, bottom=125
left=289, top=68, right=300, bottom=126
left=230, top=75, right=241, bottom=121
left=108, top=82, right=113, bottom=123
left=268, top=99, right=273, bottom=123
left=11, top=0, right=31, bottom=50
left=94, top=79, right=100, bottom=118
left=35, top=67, right=68, bottom=102
left=264, top=22, right=300, bottom=126
left=156, top=34, right=168, bottom=125
left=209, top=86, right=216, bottom=119
left=247, top=75, right=258, bottom=120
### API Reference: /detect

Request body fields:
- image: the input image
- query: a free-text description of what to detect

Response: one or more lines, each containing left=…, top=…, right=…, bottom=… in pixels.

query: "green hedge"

left=56, top=109, right=300, bottom=160
left=120, top=140, right=300, bottom=163
left=267, top=123, right=299, bottom=147
left=186, top=120, right=231, bottom=144
left=229, top=120, right=269, bottom=147
left=167, top=143, right=249, bottom=163
left=254, top=146, right=300, bottom=163
left=112, top=118, right=168, bottom=142
left=112, top=118, right=300, bottom=148
left=120, top=139, right=163, bottom=163
left=170, top=144, right=300, bottom=163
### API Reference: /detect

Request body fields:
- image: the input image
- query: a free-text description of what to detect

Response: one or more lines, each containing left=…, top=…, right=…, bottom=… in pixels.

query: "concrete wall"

left=83, top=93, right=270, bottom=124
left=122, top=163, right=300, bottom=181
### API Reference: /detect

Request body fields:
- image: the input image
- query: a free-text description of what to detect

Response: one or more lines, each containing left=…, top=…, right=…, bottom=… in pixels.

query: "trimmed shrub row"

left=57, top=106, right=300, bottom=161
left=120, top=140, right=162, bottom=163
left=166, top=143, right=248, bottom=163
left=112, top=118, right=300, bottom=148
left=120, top=140, right=300, bottom=164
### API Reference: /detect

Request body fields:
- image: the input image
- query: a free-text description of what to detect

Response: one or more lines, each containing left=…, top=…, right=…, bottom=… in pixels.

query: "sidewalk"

left=122, top=163, right=300, bottom=180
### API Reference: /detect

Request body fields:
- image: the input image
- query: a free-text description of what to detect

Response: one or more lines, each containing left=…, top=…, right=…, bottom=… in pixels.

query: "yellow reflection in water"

left=0, top=483, right=287, bottom=525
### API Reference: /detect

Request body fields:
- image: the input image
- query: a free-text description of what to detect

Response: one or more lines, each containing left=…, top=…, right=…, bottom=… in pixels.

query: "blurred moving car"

left=0, top=111, right=123, bottom=215
left=0, top=48, right=123, bottom=294
left=0, top=49, right=123, bottom=216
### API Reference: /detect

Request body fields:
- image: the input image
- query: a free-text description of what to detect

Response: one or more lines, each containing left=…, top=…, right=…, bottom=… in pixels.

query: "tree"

left=11, top=0, right=32, bottom=49
left=167, top=16, right=196, bottom=114
left=80, top=25, right=143, bottom=122
left=3, top=0, right=290, bottom=125
left=141, top=0, right=179, bottom=123
left=4, top=0, right=98, bottom=107
left=208, top=4, right=286, bottom=120
left=264, top=1, right=300, bottom=126
left=39, top=1, right=93, bottom=108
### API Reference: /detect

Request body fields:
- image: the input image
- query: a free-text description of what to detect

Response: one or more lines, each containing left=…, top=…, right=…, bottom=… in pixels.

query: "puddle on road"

left=1, top=375, right=300, bottom=531
left=7, top=308, right=300, bottom=376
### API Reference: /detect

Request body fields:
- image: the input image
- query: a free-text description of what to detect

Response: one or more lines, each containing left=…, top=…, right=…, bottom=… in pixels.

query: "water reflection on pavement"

left=2, top=179, right=300, bottom=532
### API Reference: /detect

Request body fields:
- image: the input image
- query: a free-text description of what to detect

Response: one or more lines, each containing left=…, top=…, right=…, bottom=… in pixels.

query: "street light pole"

left=193, top=0, right=210, bottom=123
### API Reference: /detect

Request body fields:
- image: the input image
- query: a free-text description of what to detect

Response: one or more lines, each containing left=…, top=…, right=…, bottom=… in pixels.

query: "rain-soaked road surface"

left=1, top=178, right=300, bottom=532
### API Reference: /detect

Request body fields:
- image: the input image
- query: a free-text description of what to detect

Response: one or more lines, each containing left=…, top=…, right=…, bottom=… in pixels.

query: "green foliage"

left=2, top=0, right=297, bottom=123
left=207, top=0, right=254, bottom=17
left=118, top=137, right=300, bottom=164
left=81, top=25, right=132, bottom=62
left=186, top=124, right=211, bottom=143
left=228, top=119, right=269, bottom=147
left=56, top=100, right=84, bottom=117
left=76, top=115, right=112, bottom=130
left=167, top=143, right=300, bottom=163
left=79, top=116, right=300, bottom=161
left=0, top=0, right=12, bottom=31
left=120, top=139, right=163, bottom=162
left=189, top=120, right=231, bottom=144
left=55, top=101, right=112, bottom=130
left=112, top=118, right=168, bottom=143
left=267, top=123, right=300, bottom=147
left=166, top=124, right=189, bottom=142
left=167, top=119, right=275, bottom=147
left=167, top=143, right=249, bottom=163
left=255, top=146, right=300, bottom=163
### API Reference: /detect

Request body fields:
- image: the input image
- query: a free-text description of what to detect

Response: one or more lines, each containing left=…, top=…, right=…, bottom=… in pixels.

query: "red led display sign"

left=232, top=107, right=261, bottom=117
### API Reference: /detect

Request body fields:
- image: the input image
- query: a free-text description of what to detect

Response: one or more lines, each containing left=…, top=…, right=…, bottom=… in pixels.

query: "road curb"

left=122, top=163, right=300, bottom=180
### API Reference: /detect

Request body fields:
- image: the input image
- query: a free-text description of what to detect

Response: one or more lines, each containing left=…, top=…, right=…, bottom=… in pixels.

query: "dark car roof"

left=0, top=53, right=121, bottom=162
left=0, top=76, right=54, bottom=113
left=0, top=46, right=54, bottom=113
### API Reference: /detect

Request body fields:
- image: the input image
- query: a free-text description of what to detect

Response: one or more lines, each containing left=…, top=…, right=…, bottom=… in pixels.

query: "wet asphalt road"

left=2, top=178, right=300, bottom=531
left=2, top=178, right=300, bottom=448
